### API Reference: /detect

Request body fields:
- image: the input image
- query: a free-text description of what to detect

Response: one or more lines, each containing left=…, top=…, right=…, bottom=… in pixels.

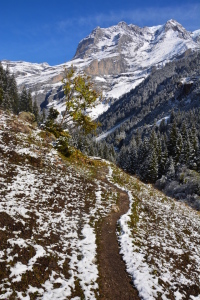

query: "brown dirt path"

left=97, top=169, right=140, bottom=300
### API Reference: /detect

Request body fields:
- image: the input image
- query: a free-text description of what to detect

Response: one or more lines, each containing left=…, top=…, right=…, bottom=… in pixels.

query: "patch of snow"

left=88, top=101, right=110, bottom=119
left=10, top=262, right=28, bottom=281
left=156, top=115, right=170, bottom=126
left=192, top=29, right=200, bottom=39
left=77, top=224, right=98, bottom=299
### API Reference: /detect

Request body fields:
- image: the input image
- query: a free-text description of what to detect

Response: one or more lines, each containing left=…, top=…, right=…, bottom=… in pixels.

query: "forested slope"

left=97, top=51, right=200, bottom=209
left=99, top=51, right=200, bottom=133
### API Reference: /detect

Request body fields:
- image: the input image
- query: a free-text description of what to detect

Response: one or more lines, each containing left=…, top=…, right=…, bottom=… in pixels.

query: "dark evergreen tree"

left=138, top=137, right=150, bottom=179
left=27, top=91, right=33, bottom=113
left=180, top=120, right=188, bottom=142
left=149, top=130, right=158, bottom=156
left=145, top=149, right=159, bottom=183
left=19, top=87, right=28, bottom=112
left=18, top=87, right=33, bottom=113
left=180, top=137, right=192, bottom=166
left=175, top=133, right=183, bottom=164
left=128, top=138, right=138, bottom=174
left=168, top=120, right=179, bottom=157
left=119, top=145, right=129, bottom=170
left=0, top=87, right=3, bottom=106
left=166, top=156, right=175, bottom=179
left=103, top=143, right=110, bottom=160
left=0, top=63, right=19, bottom=113
left=7, top=74, right=19, bottom=113
left=47, top=107, right=59, bottom=121
left=33, top=100, right=39, bottom=123
left=41, top=108, right=46, bottom=123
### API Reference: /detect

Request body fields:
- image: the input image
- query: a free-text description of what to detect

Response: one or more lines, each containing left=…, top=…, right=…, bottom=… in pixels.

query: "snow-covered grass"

left=110, top=165, right=200, bottom=300
left=1, top=110, right=200, bottom=299
left=0, top=110, right=118, bottom=299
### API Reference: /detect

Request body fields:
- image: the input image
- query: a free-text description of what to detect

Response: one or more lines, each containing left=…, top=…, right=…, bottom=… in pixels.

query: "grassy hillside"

left=0, top=110, right=199, bottom=300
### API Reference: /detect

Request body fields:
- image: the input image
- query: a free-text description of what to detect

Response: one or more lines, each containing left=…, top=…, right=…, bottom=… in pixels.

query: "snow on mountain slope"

left=110, top=165, right=200, bottom=300
left=2, top=20, right=200, bottom=118
left=75, top=19, right=198, bottom=70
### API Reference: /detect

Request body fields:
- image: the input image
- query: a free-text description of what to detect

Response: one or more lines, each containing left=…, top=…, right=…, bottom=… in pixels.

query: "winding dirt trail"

left=97, top=169, right=140, bottom=300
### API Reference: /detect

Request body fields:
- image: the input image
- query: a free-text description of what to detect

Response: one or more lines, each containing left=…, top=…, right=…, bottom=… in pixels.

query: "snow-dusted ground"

left=109, top=166, right=200, bottom=300
left=0, top=111, right=117, bottom=299
left=0, top=111, right=200, bottom=299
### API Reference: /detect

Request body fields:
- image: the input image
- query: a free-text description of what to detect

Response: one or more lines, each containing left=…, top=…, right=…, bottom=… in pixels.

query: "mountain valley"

left=0, top=19, right=200, bottom=300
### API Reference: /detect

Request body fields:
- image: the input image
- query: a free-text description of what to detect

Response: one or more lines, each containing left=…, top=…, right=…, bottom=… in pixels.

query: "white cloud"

left=56, top=3, right=200, bottom=32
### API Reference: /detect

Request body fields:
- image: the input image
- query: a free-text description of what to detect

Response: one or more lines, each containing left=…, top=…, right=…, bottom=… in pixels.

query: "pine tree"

left=41, top=108, right=46, bottom=123
left=103, top=143, right=110, bottom=160
left=149, top=130, right=158, bottom=152
left=0, top=87, right=3, bottom=107
left=27, top=91, right=33, bottom=113
left=168, top=120, right=179, bottom=157
left=170, top=109, right=176, bottom=123
left=145, top=149, right=159, bottom=183
left=0, top=63, right=19, bottom=113
left=188, top=126, right=199, bottom=169
left=119, top=145, right=128, bottom=170
left=19, top=87, right=28, bottom=112
left=160, top=145, right=168, bottom=176
left=7, top=74, right=19, bottom=113
left=33, top=100, right=39, bottom=123
left=180, top=120, right=188, bottom=142
left=2, top=92, right=12, bottom=111
left=175, top=133, right=183, bottom=164
left=128, top=139, right=138, bottom=174
left=166, top=156, right=175, bottom=179
left=190, top=125, right=199, bottom=153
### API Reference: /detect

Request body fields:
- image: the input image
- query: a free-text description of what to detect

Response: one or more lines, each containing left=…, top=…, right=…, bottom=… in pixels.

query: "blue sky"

left=0, top=0, right=199, bottom=65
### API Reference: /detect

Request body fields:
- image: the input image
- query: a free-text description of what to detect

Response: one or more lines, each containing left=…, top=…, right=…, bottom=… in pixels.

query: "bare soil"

left=97, top=173, right=140, bottom=300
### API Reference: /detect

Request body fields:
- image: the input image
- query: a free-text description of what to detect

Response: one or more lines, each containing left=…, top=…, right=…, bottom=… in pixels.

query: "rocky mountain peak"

left=117, top=21, right=129, bottom=29
left=164, top=19, right=191, bottom=39
left=74, top=19, right=196, bottom=61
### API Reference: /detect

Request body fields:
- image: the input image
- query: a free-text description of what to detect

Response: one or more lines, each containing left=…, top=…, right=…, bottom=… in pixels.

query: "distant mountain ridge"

left=1, top=19, right=200, bottom=115
left=75, top=19, right=199, bottom=75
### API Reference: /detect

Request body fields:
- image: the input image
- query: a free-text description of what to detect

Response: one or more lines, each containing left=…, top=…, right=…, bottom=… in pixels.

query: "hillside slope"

left=98, top=50, right=200, bottom=136
left=0, top=111, right=200, bottom=299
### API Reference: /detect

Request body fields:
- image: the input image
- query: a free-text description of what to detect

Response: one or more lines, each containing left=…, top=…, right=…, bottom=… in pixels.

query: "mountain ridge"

left=1, top=19, right=200, bottom=117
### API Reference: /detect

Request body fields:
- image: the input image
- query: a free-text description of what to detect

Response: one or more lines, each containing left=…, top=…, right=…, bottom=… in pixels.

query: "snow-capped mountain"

left=75, top=19, right=197, bottom=72
left=2, top=19, right=200, bottom=116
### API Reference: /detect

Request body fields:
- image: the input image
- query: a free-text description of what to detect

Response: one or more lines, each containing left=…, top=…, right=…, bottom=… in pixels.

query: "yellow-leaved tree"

left=61, top=65, right=100, bottom=135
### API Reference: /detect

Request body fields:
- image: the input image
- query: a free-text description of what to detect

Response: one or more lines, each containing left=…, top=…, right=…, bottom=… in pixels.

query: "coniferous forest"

left=97, top=51, right=200, bottom=210
left=0, top=62, right=39, bottom=121
left=118, top=109, right=200, bottom=210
